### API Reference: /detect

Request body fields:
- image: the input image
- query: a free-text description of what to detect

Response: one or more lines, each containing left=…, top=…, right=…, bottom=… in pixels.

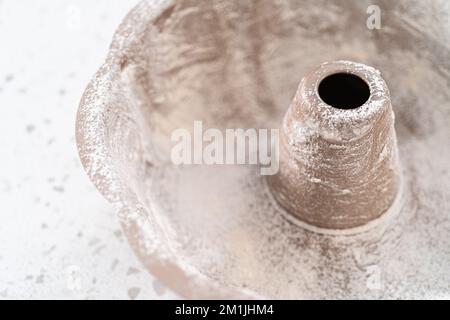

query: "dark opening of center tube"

left=318, top=73, right=370, bottom=110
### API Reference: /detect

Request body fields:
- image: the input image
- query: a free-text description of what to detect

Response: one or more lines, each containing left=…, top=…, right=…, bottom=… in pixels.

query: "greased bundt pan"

left=76, top=0, right=450, bottom=299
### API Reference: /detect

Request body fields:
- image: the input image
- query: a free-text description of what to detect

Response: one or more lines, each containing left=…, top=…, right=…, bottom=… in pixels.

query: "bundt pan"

left=76, top=0, right=450, bottom=299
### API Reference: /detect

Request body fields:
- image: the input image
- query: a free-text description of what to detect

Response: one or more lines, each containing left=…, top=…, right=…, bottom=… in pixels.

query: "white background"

left=0, top=0, right=178, bottom=299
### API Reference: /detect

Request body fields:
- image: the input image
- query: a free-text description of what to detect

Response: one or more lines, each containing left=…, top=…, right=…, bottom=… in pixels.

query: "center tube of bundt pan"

left=268, top=61, right=400, bottom=229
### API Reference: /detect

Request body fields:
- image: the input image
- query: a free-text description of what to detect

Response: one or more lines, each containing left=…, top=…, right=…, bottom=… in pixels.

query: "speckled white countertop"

left=0, top=0, right=178, bottom=299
